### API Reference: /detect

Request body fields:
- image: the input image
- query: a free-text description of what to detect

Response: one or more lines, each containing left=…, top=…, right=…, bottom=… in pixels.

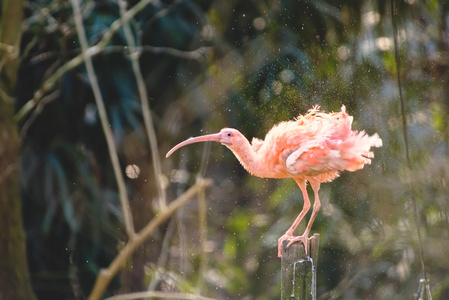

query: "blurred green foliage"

left=11, top=0, right=449, bottom=299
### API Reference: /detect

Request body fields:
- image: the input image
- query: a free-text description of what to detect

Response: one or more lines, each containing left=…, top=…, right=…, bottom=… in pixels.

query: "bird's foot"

left=278, top=234, right=310, bottom=257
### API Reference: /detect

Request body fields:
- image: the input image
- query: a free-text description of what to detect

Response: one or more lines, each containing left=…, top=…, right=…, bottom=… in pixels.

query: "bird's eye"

left=227, top=132, right=232, bottom=137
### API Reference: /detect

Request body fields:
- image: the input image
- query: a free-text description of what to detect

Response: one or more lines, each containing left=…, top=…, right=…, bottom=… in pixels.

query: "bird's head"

left=166, top=128, right=244, bottom=158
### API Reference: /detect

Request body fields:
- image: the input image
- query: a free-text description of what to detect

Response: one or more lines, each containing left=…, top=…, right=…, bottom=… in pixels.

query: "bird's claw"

left=287, top=235, right=309, bottom=255
left=278, top=234, right=309, bottom=257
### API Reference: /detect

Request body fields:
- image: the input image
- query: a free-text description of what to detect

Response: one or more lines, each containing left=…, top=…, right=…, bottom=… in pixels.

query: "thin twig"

left=27, top=46, right=210, bottom=65
left=15, top=47, right=90, bottom=122
left=16, top=42, right=210, bottom=136
left=88, top=179, right=212, bottom=300
left=138, top=45, right=212, bottom=60
left=15, top=0, right=154, bottom=123
left=19, top=89, right=60, bottom=136
left=142, top=0, right=180, bottom=30
left=198, top=139, right=211, bottom=179
left=195, top=143, right=211, bottom=293
left=16, top=0, right=211, bottom=133
left=105, top=290, right=218, bottom=300
left=118, top=0, right=167, bottom=209
left=70, top=0, right=135, bottom=237
left=196, top=178, right=207, bottom=293
left=176, top=206, right=188, bottom=273
left=146, top=216, right=177, bottom=294
left=390, top=1, right=430, bottom=298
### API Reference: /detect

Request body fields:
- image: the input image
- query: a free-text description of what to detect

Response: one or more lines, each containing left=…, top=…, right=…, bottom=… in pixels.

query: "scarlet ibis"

left=166, top=105, right=382, bottom=257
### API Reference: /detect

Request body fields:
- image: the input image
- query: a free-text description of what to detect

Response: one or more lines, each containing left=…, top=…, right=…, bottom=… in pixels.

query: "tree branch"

left=70, top=0, right=135, bottom=237
left=16, top=0, right=210, bottom=123
left=118, top=0, right=167, bottom=210
left=104, top=290, right=218, bottom=300
left=88, top=179, right=212, bottom=300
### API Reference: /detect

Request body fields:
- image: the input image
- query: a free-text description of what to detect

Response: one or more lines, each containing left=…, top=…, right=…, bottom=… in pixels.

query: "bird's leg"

left=285, top=180, right=321, bottom=255
left=277, top=179, right=311, bottom=257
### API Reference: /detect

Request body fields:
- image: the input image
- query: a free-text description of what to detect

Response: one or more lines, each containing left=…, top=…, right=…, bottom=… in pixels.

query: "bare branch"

left=140, top=45, right=212, bottom=60
left=70, top=0, right=135, bottom=237
left=26, top=46, right=210, bottom=65
left=19, top=90, right=60, bottom=137
left=196, top=178, right=208, bottom=293
left=88, top=179, right=212, bottom=300
left=15, top=0, right=154, bottom=123
left=15, top=0, right=211, bottom=125
left=105, top=290, right=218, bottom=300
left=118, top=0, right=167, bottom=210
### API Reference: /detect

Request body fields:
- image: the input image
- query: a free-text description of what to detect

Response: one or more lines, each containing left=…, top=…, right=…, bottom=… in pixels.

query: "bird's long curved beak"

left=166, top=133, right=223, bottom=158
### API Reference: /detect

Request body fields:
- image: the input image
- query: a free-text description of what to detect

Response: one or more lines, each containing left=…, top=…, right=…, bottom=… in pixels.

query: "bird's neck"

left=227, top=139, right=267, bottom=178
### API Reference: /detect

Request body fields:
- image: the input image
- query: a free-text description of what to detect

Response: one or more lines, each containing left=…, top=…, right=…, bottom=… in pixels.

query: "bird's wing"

left=285, top=139, right=341, bottom=175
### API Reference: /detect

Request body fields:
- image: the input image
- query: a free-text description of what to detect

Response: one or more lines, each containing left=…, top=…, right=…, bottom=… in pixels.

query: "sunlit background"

left=10, top=0, right=449, bottom=299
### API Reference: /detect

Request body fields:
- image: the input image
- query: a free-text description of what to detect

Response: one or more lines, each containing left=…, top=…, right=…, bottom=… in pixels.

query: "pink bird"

left=166, top=105, right=382, bottom=257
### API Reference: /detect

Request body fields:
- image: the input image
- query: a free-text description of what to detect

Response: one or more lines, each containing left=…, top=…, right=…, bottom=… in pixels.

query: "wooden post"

left=281, top=234, right=320, bottom=300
